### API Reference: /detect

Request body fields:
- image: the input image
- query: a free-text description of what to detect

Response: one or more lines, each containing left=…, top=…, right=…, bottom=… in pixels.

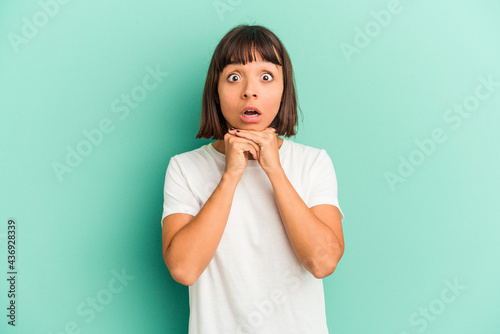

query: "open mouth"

left=241, top=107, right=262, bottom=123
left=242, top=110, right=260, bottom=117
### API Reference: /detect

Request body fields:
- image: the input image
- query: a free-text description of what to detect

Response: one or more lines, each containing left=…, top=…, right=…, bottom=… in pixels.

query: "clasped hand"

left=223, top=127, right=282, bottom=178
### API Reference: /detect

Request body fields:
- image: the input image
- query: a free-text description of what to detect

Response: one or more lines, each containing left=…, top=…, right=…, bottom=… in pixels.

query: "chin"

left=239, top=123, right=270, bottom=131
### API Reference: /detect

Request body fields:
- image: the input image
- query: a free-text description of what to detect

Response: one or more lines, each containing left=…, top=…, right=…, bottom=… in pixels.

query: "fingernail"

left=236, top=130, right=240, bottom=133
left=229, top=127, right=234, bottom=131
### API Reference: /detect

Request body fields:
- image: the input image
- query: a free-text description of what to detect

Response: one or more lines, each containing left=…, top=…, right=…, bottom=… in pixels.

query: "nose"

left=242, top=79, right=258, bottom=99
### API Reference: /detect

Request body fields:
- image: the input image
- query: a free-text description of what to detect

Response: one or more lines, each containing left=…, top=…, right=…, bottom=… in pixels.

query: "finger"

left=226, top=132, right=260, bottom=149
left=238, top=143, right=258, bottom=160
left=242, top=141, right=260, bottom=160
left=232, top=127, right=276, bottom=138
left=229, top=129, right=267, bottom=147
left=230, top=137, right=261, bottom=159
left=224, top=132, right=235, bottom=142
left=248, top=145, right=259, bottom=160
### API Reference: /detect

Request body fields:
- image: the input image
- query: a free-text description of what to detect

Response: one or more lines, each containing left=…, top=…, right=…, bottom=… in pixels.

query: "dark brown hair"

left=196, top=25, right=299, bottom=140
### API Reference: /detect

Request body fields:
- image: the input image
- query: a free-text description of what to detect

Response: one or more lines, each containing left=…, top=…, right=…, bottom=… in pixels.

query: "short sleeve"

left=306, top=149, right=345, bottom=223
left=161, top=156, right=201, bottom=228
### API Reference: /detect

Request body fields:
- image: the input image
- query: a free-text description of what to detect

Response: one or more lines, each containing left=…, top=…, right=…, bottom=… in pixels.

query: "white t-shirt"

left=162, top=138, right=344, bottom=334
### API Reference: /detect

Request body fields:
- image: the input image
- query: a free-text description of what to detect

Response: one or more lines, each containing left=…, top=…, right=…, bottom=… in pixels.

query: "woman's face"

left=217, top=51, right=284, bottom=131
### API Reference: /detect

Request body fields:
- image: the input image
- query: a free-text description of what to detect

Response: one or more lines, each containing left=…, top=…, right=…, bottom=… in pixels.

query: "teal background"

left=1, top=0, right=499, bottom=333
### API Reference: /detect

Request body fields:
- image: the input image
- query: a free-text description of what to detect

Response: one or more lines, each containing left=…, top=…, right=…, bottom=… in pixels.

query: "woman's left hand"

left=228, top=127, right=282, bottom=175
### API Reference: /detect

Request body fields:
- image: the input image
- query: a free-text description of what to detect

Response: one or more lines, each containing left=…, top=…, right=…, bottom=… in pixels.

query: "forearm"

left=165, top=173, right=239, bottom=285
left=268, top=168, right=343, bottom=278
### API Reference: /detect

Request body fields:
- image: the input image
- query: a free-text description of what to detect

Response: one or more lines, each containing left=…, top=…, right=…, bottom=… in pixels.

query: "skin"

left=162, top=51, right=344, bottom=286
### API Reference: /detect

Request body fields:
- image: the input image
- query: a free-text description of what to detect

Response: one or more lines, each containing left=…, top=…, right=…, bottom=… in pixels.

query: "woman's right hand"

left=223, top=130, right=260, bottom=180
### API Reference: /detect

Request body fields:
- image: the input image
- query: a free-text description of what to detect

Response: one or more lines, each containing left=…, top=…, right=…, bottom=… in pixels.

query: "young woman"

left=161, top=24, right=345, bottom=333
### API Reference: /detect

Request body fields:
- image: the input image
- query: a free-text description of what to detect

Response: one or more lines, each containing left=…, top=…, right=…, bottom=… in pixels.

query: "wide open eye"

left=261, top=73, right=273, bottom=82
left=228, top=73, right=240, bottom=82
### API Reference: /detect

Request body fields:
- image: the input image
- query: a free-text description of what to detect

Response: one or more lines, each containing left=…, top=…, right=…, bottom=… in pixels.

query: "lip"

left=240, top=105, right=262, bottom=123
left=240, top=105, right=262, bottom=115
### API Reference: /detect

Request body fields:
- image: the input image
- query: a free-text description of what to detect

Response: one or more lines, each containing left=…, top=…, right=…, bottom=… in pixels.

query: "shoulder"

left=284, top=139, right=329, bottom=161
left=282, top=140, right=337, bottom=175
left=165, top=143, right=222, bottom=180
left=286, top=139, right=324, bottom=153
left=169, top=144, right=215, bottom=165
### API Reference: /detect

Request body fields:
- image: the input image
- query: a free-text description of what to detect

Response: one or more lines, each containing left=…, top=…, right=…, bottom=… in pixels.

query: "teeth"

left=244, top=109, right=259, bottom=116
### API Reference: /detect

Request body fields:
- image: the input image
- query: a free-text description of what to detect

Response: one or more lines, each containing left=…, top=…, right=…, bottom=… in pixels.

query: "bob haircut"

left=196, top=24, right=299, bottom=140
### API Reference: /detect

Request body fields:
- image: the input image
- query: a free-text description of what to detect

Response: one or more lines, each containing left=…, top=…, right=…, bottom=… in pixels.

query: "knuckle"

left=233, top=142, right=245, bottom=149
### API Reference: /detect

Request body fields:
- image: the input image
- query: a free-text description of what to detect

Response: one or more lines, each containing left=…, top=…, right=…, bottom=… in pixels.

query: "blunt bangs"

left=214, top=28, right=283, bottom=73
left=196, top=25, right=298, bottom=140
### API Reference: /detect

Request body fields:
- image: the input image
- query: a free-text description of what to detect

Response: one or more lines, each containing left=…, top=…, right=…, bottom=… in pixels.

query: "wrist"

left=265, top=165, right=286, bottom=181
left=221, top=171, right=241, bottom=188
